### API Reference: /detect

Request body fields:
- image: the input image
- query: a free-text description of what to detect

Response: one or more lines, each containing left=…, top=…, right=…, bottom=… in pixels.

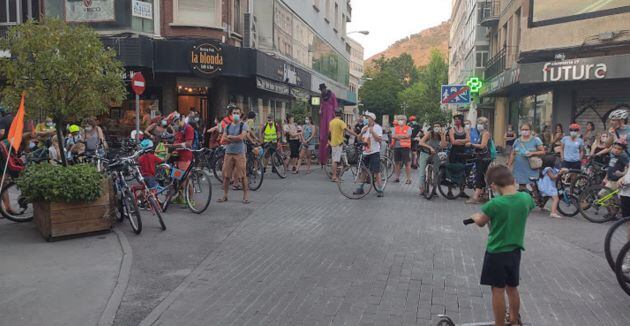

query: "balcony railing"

left=484, top=47, right=506, bottom=80
left=480, top=0, right=500, bottom=27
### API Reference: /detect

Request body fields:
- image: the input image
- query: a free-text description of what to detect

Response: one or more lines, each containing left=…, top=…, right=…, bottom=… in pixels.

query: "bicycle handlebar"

left=463, top=218, right=475, bottom=226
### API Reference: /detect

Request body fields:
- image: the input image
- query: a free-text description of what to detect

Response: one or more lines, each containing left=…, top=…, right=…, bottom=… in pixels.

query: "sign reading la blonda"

left=191, top=43, right=224, bottom=76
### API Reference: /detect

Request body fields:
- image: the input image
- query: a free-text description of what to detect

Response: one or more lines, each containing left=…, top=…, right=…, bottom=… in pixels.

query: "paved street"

left=111, top=169, right=629, bottom=326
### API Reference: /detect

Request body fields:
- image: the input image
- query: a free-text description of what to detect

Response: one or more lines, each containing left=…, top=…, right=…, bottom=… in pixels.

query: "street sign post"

left=131, top=72, right=146, bottom=141
left=440, top=85, right=471, bottom=104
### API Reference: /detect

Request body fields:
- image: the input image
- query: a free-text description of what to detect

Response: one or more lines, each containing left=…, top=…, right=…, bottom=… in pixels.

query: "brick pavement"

left=136, top=170, right=630, bottom=326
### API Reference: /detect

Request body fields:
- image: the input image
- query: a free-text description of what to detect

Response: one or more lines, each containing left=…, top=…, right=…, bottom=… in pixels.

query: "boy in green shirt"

left=471, top=165, right=535, bottom=326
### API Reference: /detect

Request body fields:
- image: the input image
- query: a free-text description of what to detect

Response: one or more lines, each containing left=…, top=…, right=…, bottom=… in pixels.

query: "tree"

left=358, top=71, right=403, bottom=119
left=397, top=49, right=449, bottom=125
left=0, top=19, right=126, bottom=165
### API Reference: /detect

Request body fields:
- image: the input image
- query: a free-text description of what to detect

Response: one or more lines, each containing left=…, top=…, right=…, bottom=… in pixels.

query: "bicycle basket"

left=170, top=167, right=185, bottom=180
left=346, top=146, right=359, bottom=164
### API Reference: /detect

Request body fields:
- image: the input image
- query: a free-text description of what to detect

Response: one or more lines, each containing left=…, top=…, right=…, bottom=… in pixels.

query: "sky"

left=347, top=0, right=452, bottom=59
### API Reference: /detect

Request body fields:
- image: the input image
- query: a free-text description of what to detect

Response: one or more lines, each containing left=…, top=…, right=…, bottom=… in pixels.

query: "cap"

left=569, top=123, right=581, bottom=130
left=319, top=83, right=326, bottom=90
left=364, top=112, right=376, bottom=121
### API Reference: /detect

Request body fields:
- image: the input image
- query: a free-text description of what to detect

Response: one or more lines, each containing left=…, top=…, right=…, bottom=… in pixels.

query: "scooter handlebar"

left=463, top=218, right=475, bottom=226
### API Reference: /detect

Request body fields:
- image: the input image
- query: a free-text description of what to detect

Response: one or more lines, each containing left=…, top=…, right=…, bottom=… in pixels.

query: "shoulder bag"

left=519, top=139, right=542, bottom=169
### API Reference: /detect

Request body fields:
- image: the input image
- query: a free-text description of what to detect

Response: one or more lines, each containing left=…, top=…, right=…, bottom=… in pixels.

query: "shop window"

left=1, top=0, right=38, bottom=25
left=233, top=0, right=242, bottom=35
left=173, top=0, right=221, bottom=28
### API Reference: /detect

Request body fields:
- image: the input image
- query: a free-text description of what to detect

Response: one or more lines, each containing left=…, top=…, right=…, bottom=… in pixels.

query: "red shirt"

left=175, top=124, right=195, bottom=161
left=138, top=153, right=163, bottom=177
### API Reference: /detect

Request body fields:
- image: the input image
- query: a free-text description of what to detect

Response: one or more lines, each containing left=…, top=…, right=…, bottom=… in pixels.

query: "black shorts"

left=289, top=140, right=300, bottom=158
left=480, top=249, right=521, bottom=288
left=475, top=159, right=491, bottom=189
left=362, top=152, right=381, bottom=173
left=394, top=148, right=411, bottom=164
left=562, top=160, right=581, bottom=170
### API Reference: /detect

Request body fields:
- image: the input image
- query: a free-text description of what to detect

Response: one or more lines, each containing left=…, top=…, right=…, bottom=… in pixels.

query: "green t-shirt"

left=481, top=192, right=535, bottom=253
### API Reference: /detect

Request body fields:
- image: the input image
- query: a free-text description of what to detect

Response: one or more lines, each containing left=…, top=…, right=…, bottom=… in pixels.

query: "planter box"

left=33, top=181, right=113, bottom=241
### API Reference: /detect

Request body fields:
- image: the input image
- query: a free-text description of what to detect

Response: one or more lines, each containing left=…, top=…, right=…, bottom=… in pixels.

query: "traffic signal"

left=466, top=77, right=483, bottom=94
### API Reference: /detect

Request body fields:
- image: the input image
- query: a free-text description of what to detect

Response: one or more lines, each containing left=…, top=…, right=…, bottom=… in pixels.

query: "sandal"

left=394, top=179, right=400, bottom=183
left=405, top=180, right=412, bottom=185
left=242, top=199, right=251, bottom=204
left=217, top=197, right=228, bottom=203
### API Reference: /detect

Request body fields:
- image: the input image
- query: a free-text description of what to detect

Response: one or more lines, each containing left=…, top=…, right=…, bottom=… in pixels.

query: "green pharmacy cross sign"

left=466, top=77, right=483, bottom=94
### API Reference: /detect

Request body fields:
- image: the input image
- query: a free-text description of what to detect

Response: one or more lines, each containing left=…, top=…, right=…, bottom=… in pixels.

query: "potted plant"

left=16, top=163, right=111, bottom=240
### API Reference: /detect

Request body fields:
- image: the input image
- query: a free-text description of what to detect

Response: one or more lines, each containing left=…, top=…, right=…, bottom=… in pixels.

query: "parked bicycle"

left=578, top=184, right=625, bottom=223
left=337, top=143, right=388, bottom=199
left=105, top=152, right=143, bottom=234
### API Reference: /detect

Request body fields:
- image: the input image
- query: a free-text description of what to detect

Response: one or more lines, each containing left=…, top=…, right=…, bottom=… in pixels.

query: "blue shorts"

left=144, top=176, right=158, bottom=189
left=362, top=152, right=381, bottom=173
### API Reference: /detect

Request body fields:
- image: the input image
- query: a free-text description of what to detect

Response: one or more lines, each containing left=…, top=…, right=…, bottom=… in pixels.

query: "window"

left=1, top=0, right=19, bottom=25
left=334, top=2, right=339, bottom=30
left=514, top=9, right=521, bottom=56
left=233, top=0, right=242, bottom=34
left=313, top=0, right=320, bottom=11
left=325, top=0, right=331, bottom=22
left=173, top=0, right=221, bottom=28
left=476, top=51, right=489, bottom=68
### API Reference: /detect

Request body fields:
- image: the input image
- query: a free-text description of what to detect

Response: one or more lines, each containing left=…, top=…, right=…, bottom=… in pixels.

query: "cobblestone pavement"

left=128, top=170, right=629, bottom=326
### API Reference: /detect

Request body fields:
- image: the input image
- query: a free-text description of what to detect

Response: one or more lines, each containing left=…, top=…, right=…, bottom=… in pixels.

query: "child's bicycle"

left=518, top=176, right=579, bottom=217
left=578, top=184, right=626, bottom=223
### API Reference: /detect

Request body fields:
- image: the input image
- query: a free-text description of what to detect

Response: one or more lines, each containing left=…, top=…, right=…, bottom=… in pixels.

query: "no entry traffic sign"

left=131, top=72, right=146, bottom=95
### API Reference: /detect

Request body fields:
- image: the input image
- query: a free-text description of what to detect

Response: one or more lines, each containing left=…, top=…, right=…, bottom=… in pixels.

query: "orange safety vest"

left=394, top=125, right=411, bottom=148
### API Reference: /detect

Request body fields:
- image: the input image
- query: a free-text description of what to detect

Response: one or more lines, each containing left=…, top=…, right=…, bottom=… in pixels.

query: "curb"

left=97, top=229, right=133, bottom=326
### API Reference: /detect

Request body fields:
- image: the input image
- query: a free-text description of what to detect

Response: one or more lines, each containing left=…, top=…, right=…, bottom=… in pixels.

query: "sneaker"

left=377, top=191, right=384, bottom=197
left=353, top=188, right=365, bottom=195
left=550, top=213, right=563, bottom=219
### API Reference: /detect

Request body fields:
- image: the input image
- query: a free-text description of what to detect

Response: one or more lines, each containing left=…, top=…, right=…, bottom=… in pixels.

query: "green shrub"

left=16, top=163, right=103, bottom=203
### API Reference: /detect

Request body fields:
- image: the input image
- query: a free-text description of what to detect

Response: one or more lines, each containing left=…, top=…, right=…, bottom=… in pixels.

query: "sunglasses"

left=569, top=129, right=579, bottom=132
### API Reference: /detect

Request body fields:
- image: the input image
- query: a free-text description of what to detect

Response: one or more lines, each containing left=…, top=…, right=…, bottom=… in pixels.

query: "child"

left=604, top=142, right=629, bottom=191
left=537, top=156, right=568, bottom=218
left=470, top=165, right=535, bottom=326
left=138, top=139, right=163, bottom=189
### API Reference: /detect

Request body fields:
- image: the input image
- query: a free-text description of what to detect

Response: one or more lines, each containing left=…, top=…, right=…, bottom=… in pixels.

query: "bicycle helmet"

left=609, top=109, right=628, bottom=120
left=140, top=139, right=154, bottom=150
left=569, top=123, right=581, bottom=131
left=68, top=124, right=80, bottom=133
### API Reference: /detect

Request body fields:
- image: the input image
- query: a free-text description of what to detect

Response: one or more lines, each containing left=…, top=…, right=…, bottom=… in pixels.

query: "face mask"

left=477, top=125, right=485, bottom=132
left=398, top=120, right=404, bottom=126
left=433, top=127, right=440, bottom=133
left=305, top=119, right=310, bottom=124
left=161, top=120, right=168, bottom=127
left=233, top=114, right=240, bottom=122
left=193, top=117, right=200, bottom=123
left=184, top=117, right=190, bottom=124
left=521, top=130, right=530, bottom=137
left=46, top=122, right=54, bottom=127
left=363, top=118, right=369, bottom=125
left=85, top=126, right=93, bottom=132
left=570, top=131, right=578, bottom=137
left=464, top=124, right=470, bottom=130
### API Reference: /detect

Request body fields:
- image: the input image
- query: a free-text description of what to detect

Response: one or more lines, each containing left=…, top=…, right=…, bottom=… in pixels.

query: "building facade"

left=480, top=0, right=630, bottom=146
left=344, top=36, right=364, bottom=124
left=1, top=0, right=354, bottom=136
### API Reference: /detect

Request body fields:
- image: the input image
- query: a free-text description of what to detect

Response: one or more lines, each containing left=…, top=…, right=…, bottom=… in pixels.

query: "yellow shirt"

left=329, top=118, right=347, bottom=147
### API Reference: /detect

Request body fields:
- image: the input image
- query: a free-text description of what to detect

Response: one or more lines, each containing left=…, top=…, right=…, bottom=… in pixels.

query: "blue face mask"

left=363, top=118, right=369, bottom=125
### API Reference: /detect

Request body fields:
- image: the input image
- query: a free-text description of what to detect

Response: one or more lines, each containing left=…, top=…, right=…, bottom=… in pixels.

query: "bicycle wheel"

left=614, top=241, right=630, bottom=296
left=147, top=195, right=166, bottom=231
left=0, top=182, right=33, bottom=223
left=578, top=185, right=619, bottom=223
left=437, top=168, right=462, bottom=200
left=557, top=189, right=579, bottom=217
left=323, top=157, right=333, bottom=179
left=382, top=156, right=394, bottom=180
left=338, top=166, right=372, bottom=200
left=423, top=163, right=435, bottom=200
left=186, top=169, right=213, bottom=214
left=272, top=152, right=287, bottom=179
left=247, top=156, right=264, bottom=191
left=213, top=155, right=224, bottom=184
left=123, top=188, right=142, bottom=234
left=605, top=217, right=630, bottom=271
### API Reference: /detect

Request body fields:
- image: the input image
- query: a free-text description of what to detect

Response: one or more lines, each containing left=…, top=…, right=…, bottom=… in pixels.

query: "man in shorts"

left=470, top=165, right=535, bottom=326
left=392, top=115, right=412, bottom=184
left=218, top=107, right=250, bottom=204
left=355, top=112, right=384, bottom=197
left=328, top=108, right=356, bottom=182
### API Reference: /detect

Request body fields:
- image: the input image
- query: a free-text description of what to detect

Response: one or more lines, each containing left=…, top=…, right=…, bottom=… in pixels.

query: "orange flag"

left=7, top=92, right=26, bottom=152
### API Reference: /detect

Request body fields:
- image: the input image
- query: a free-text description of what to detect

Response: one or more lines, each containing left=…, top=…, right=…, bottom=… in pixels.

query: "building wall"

left=449, top=0, right=489, bottom=85
left=520, top=2, right=630, bottom=53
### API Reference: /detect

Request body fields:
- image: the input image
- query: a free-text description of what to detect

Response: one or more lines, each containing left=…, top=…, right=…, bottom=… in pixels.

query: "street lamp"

left=347, top=30, right=370, bottom=36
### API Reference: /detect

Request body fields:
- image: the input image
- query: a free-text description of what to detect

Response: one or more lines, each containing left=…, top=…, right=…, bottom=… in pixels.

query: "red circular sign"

left=131, top=72, right=146, bottom=95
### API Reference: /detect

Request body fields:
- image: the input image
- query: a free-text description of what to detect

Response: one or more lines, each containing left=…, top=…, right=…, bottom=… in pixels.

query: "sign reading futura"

left=190, top=43, right=224, bottom=76
left=542, top=60, right=607, bottom=82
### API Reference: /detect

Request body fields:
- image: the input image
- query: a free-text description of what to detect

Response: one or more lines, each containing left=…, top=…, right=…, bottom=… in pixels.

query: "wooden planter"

left=33, top=181, right=113, bottom=241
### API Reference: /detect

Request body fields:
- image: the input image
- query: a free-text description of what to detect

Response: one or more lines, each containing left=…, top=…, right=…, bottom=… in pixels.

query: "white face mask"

left=398, top=120, right=404, bottom=126
left=161, top=120, right=168, bottom=127
left=85, top=126, right=93, bottom=132
left=570, top=131, right=578, bottom=138
left=305, top=119, right=310, bottom=124
left=433, top=127, right=441, bottom=133
left=464, top=124, right=470, bottom=130
left=521, top=130, right=530, bottom=137
left=477, top=125, right=485, bottom=132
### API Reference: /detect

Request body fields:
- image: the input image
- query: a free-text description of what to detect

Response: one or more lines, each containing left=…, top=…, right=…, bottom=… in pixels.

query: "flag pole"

left=0, top=136, right=15, bottom=189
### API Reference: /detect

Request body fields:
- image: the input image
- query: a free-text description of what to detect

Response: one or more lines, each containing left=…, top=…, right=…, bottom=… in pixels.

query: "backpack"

left=489, top=138, right=497, bottom=161
left=226, top=122, right=244, bottom=136
left=0, top=140, right=25, bottom=178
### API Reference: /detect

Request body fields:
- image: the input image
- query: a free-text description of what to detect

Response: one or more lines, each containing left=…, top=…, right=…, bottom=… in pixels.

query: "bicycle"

left=105, top=153, right=143, bottom=234
left=337, top=143, right=388, bottom=200
left=436, top=157, right=476, bottom=200
left=130, top=164, right=166, bottom=231
left=614, top=240, right=630, bottom=296
left=516, top=174, right=579, bottom=217
left=0, top=181, right=33, bottom=223
left=604, top=217, right=630, bottom=271
left=421, top=152, right=447, bottom=200
left=261, top=142, right=288, bottom=179
left=578, top=184, right=624, bottom=223
left=155, top=148, right=213, bottom=214
left=569, top=158, right=607, bottom=196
